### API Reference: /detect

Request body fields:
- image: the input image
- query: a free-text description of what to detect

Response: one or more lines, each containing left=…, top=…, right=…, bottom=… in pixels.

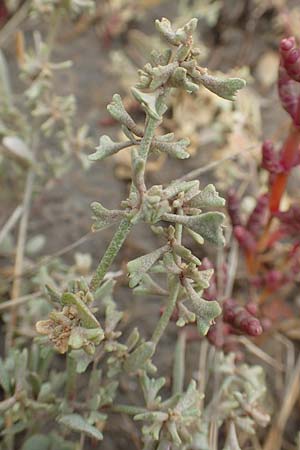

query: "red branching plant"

left=227, top=35, right=300, bottom=319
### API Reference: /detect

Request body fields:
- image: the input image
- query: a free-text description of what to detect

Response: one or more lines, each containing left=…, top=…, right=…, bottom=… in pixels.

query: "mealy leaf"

left=61, top=292, right=100, bottom=328
left=58, top=414, right=103, bottom=440
left=198, top=73, right=246, bottom=101
left=189, top=184, right=225, bottom=208
left=124, top=341, right=155, bottom=373
left=88, top=135, right=131, bottom=161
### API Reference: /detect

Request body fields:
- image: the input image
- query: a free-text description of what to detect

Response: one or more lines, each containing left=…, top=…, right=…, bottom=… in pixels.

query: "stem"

left=90, top=217, right=133, bottom=291
left=151, top=276, right=180, bottom=346
left=137, top=116, right=159, bottom=162
left=0, top=205, right=23, bottom=247
left=269, top=126, right=300, bottom=212
left=90, top=110, right=162, bottom=292
left=5, top=168, right=35, bottom=352
left=66, top=354, right=77, bottom=401
left=47, top=8, right=63, bottom=54
left=172, top=331, right=186, bottom=395
left=111, top=404, right=147, bottom=415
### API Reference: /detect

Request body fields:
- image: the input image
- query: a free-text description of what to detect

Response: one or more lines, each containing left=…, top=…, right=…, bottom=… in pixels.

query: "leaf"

left=172, top=243, right=201, bottom=265
left=124, top=341, right=155, bottom=373
left=192, top=268, right=214, bottom=289
left=125, top=327, right=140, bottom=352
left=90, top=201, right=125, bottom=231
left=150, top=48, right=172, bottom=66
left=21, top=435, right=50, bottom=450
left=150, top=62, right=178, bottom=90
left=198, top=73, right=246, bottom=101
left=155, top=17, right=180, bottom=45
left=0, top=357, right=11, bottom=394
left=185, top=283, right=221, bottom=336
left=58, top=414, right=103, bottom=441
left=186, top=228, right=204, bottom=245
left=176, top=302, right=196, bottom=327
left=171, top=67, right=199, bottom=93
left=69, top=350, right=93, bottom=374
left=107, top=93, right=138, bottom=131
left=88, top=135, right=131, bottom=161
left=163, top=212, right=225, bottom=245
left=163, top=180, right=198, bottom=199
left=61, top=292, right=100, bottom=328
left=140, top=373, right=166, bottom=405
left=68, top=327, right=104, bottom=350
left=133, top=274, right=167, bottom=296
left=189, top=184, right=225, bottom=208
left=155, top=17, right=198, bottom=46
left=186, top=212, right=225, bottom=245
left=153, top=137, right=190, bottom=159
left=94, top=278, right=115, bottom=302
left=15, top=349, right=28, bottom=392
left=131, top=87, right=161, bottom=120
left=127, top=245, right=169, bottom=288
left=134, top=411, right=168, bottom=422
left=175, top=380, right=200, bottom=413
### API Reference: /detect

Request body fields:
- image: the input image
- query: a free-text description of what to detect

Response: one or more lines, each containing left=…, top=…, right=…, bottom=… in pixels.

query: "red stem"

left=269, top=126, right=300, bottom=212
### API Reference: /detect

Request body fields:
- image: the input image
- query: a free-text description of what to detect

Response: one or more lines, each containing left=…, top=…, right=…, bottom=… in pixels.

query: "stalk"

left=152, top=276, right=180, bottom=346
left=90, top=105, right=165, bottom=292
left=269, top=126, right=300, bottom=212
left=66, top=354, right=77, bottom=401
left=151, top=216, right=182, bottom=346
left=172, top=331, right=186, bottom=395
left=90, top=217, right=133, bottom=291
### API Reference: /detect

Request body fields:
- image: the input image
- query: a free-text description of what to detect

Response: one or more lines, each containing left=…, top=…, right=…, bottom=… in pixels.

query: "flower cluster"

left=36, top=279, right=103, bottom=354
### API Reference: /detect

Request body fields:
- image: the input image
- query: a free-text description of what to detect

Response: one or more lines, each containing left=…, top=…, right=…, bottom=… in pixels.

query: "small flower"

left=36, top=307, right=77, bottom=354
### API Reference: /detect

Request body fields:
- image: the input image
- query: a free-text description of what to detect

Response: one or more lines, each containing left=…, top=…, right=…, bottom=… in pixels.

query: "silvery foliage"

left=27, top=16, right=269, bottom=449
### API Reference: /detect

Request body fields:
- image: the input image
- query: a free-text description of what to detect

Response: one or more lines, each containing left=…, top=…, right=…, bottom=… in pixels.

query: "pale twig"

left=176, top=144, right=257, bottom=183
left=0, top=205, right=23, bottom=247
left=0, top=291, right=41, bottom=312
left=5, top=169, right=35, bottom=351
left=197, top=339, right=208, bottom=410
left=274, top=333, right=295, bottom=384
left=224, top=238, right=239, bottom=299
left=237, top=336, right=284, bottom=371
left=208, top=419, right=218, bottom=450
left=0, top=0, right=30, bottom=48
left=263, top=355, right=300, bottom=450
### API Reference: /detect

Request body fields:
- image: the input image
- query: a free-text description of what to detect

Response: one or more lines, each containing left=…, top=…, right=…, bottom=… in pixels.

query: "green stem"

left=66, top=354, right=77, bottom=401
left=111, top=404, right=147, bottom=415
left=90, top=217, right=133, bottom=291
left=151, top=211, right=183, bottom=347
left=151, top=276, right=180, bottom=346
left=90, top=113, right=161, bottom=292
left=138, top=116, right=159, bottom=161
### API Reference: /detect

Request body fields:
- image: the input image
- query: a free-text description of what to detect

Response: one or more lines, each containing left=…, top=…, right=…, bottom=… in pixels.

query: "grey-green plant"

left=0, top=13, right=271, bottom=450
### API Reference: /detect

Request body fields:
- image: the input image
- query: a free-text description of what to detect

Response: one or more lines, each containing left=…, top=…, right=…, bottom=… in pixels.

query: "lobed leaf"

left=58, top=414, right=103, bottom=441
